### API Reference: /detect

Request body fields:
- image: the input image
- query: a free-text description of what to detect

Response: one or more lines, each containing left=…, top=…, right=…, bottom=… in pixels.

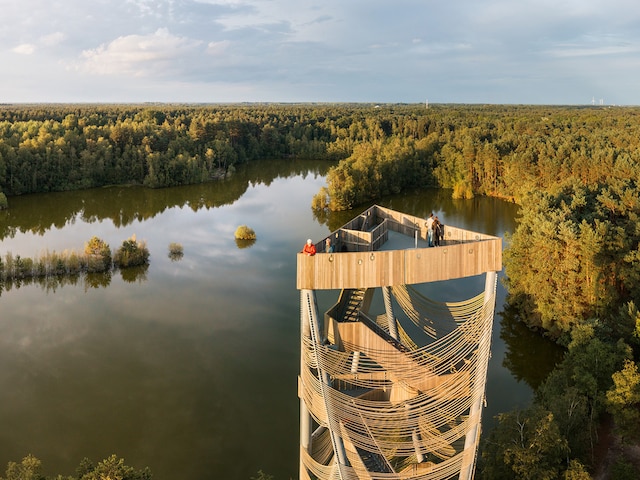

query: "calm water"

left=0, top=160, right=561, bottom=479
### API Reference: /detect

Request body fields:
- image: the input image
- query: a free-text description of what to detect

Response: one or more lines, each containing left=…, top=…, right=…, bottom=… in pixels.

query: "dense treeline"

left=480, top=190, right=640, bottom=477
left=0, top=103, right=389, bottom=196
left=3, top=103, right=639, bottom=207
left=313, top=104, right=640, bottom=210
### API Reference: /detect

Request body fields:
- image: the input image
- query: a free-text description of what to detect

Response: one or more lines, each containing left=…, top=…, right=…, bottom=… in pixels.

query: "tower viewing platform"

left=297, top=205, right=502, bottom=480
left=297, top=205, right=501, bottom=290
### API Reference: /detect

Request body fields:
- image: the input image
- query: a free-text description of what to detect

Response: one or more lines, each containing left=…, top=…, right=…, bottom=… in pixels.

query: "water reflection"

left=1, top=273, right=84, bottom=296
left=499, top=302, right=565, bottom=391
left=235, top=238, right=256, bottom=249
left=0, top=159, right=333, bottom=240
left=310, top=187, right=522, bottom=238
left=119, top=265, right=149, bottom=284
left=168, top=252, right=184, bottom=262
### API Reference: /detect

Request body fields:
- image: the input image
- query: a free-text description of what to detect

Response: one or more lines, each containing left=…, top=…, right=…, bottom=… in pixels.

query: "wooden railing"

left=298, top=205, right=502, bottom=290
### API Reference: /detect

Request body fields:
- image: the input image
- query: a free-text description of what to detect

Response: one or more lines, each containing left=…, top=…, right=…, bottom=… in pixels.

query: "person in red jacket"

left=302, top=239, right=316, bottom=256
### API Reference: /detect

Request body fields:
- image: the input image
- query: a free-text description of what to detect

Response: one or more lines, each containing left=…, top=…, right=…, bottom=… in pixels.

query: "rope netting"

left=299, top=283, right=496, bottom=479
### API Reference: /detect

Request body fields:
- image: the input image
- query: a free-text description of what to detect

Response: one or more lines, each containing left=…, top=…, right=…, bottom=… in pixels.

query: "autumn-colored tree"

left=606, top=359, right=640, bottom=443
left=84, top=236, right=112, bottom=272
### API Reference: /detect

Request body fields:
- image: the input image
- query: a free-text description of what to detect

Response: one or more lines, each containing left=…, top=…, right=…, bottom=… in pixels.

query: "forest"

left=1, top=103, right=640, bottom=479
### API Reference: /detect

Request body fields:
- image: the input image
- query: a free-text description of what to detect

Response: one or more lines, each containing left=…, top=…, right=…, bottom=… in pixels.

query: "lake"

left=0, top=160, right=560, bottom=479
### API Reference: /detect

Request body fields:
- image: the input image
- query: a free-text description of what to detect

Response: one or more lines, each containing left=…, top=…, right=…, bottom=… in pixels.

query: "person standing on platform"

left=426, top=213, right=435, bottom=247
left=325, top=238, right=334, bottom=253
left=433, top=216, right=442, bottom=246
left=302, top=239, right=316, bottom=256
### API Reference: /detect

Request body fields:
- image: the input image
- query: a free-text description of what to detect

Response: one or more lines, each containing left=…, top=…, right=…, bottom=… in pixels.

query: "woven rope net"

left=299, top=281, right=496, bottom=480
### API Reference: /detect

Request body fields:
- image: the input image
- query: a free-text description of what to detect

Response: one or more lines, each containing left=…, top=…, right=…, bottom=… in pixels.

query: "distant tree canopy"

left=1, top=103, right=639, bottom=213
left=0, top=103, right=346, bottom=196
left=314, top=104, right=640, bottom=211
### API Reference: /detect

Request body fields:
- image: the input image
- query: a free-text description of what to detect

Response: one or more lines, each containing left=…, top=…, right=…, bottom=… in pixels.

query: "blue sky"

left=1, top=0, right=638, bottom=105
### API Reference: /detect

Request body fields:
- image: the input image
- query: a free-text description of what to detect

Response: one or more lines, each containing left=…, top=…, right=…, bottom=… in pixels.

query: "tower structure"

left=297, top=205, right=502, bottom=480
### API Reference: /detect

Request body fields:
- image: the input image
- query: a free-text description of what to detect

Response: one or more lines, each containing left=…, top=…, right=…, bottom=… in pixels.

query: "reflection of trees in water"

left=119, top=264, right=149, bottom=283
left=0, top=272, right=112, bottom=297
left=0, top=159, right=332, bottom=240
left=235, top=238, right=256, bottom=249
left=0, top=266, right=151, bottom=296
left=311, top=187, right=520, bottom=240
left=0, top=264, right=152, bottom=296
left=312, top=203, right=370, bottom=232
left=85, top=271, right=112, bottom=290
left=499, top=300, right=565, bottom=391
left=168, top=251, right=184, bottom=262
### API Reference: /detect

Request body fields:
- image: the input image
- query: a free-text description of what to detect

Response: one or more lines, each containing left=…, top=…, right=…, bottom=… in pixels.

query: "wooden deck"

left=296, top=205, right=502, bottom=290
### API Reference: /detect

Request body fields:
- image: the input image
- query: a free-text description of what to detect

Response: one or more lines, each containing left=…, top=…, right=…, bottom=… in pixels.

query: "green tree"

left=563, top=459, right=591, bottom=480
left=78, top=454, right=151, bottom=480
left=480, top=406, right=569, bottom=480
left=606, top=359, right=640, bottom=443
left=503, top=182, right=640, bottom=337
left=536, top=324, right=631, bottom=463
left=1, top=455, right=43, bottom=480
left=84, top=236, right=112, bottom=272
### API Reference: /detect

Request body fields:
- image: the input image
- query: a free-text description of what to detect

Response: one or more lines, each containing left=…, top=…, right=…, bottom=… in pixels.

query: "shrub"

left=18, top=256, right=34, bottom=279
left=0, top=192, right=7, bottom=210
left=234, top=225, right=256, bottom=240
left=67, top=250, right=82, bottom=274
left=114, top=235, right=150, bottom=268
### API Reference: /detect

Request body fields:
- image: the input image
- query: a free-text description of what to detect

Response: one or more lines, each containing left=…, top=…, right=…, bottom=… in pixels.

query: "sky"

left=1, top=0, right=639, bottom=105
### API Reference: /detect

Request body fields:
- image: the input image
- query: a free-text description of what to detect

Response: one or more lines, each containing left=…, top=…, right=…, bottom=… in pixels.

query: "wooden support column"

left=459, top=270, right=497, bottom=480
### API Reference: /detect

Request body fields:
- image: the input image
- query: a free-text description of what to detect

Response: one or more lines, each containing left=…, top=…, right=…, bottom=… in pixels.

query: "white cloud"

left=13, top=44, right=36, bottom=55
left=79, top=28, right=203, bottom=77
left=41, top=32, right=66, bottom=47
left=206, top=40, right=231, bottom=56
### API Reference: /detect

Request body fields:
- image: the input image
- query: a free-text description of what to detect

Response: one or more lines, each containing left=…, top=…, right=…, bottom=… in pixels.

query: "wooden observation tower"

left=297, top=205, right=502, bottom=480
